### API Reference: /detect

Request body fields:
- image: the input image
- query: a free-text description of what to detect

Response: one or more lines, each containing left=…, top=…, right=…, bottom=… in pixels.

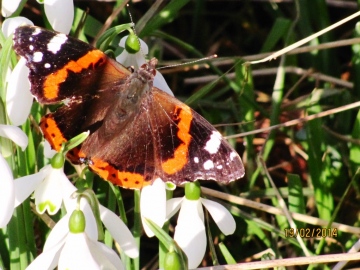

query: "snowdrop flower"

left=117, top=35, right=173, bottom=96
left=11, top=131, right=88, bottom=217
left=140, top=178, right=167, bottom=237
left=3, top=17, right=34, bottom=126
left=166, top=182, right=236, bottom=269
left=0, top=124, right=28, bottom=227
left=14, top=159, right=73, bottom=215
left=27, top=192, right=138, bottom=270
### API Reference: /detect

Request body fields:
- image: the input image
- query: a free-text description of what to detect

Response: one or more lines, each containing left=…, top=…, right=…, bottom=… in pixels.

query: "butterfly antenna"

left=127, top=4, right=137, bottom=35
left=157, top=54, right=218, bottom=70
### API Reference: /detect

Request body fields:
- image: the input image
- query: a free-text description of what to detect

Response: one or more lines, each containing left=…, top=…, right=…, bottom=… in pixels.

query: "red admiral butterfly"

left=13, top=25, right=244, bottom=189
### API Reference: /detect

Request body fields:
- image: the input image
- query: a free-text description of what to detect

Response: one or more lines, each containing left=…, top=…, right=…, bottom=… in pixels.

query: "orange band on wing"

left=43, top=50, right=105, bottom=100
left=90, top=157, right=151, bottom=189
left=161, top=106, right=192, bottom=175
left=40, top=115, right=67, bottom=151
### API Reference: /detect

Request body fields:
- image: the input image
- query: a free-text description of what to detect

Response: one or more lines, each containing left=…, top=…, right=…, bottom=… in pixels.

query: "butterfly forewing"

left=13, top=25, right=130, bottom=104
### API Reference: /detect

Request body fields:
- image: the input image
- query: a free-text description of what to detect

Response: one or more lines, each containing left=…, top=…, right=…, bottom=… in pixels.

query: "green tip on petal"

left=184, top=181, right=201, bottom=201
left=37, top=201, right=57, bottom=214
left=125, top=34, right=141, bottom=54
left=51, top=152, right=65, bottom=169
left=69, top=210, right=86, bottom=233
left=164, top=250, right=184, bottom=270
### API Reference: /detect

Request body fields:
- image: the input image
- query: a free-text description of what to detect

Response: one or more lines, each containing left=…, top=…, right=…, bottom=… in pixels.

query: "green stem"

left=159, top=188, right=173, bottom=269
left=133, top=190, right=141, bottom=270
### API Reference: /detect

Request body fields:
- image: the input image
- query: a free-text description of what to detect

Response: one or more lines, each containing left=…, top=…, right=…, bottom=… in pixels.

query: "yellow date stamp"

left=284, top=228, right=338, bottom=238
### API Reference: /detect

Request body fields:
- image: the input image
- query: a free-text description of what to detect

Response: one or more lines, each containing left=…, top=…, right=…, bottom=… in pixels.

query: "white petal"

left=44, top=140, right=57, bottom=159
left=116, top=51, right=129, bottom=66
left=99, top=205, right=138, bottom=258
left=13, top=166, right=50, bottom=207
left=133, top=52, right=147, bottom=68
left=60, top=177, right=77, bottom=203
left=2, top=17, right=33, bottom=37
left=87, top=237, right=124, bottom=270
left=44, top=0, right=74, bottom=33
left=201, top=198, right=236, bottom=235
left=43, top=214, right=69, bottom=251
left=81, top=202, right=98, bottom=241
left=58, top=233, right=123, bottom=270
left=62, top=189, right=77, bottom=211
left=0, top=124, right=28, bottom=150
left=1, top=0, right=22, bottom=17
left=27, top=238, right=65, bottom=270
left=116, top=52, right=141, bottom=69
left=0, top=155, right=15, bottom=227
left=166, top=197, right=183, bottom=219
left=140, top=178, right=166, bottom=237
left=154, top=71, right=174, bottom=96
left=6, top=58, right=33, bottom=126
left=174, top=199, right=206, bottom=269
left=33, top=168, right=66, bottom=215
left=58, top=233, right=101, bottom=270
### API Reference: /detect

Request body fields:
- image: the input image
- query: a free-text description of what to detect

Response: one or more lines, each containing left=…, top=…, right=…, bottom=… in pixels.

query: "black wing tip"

left=13, top=25, right=36, bottom=53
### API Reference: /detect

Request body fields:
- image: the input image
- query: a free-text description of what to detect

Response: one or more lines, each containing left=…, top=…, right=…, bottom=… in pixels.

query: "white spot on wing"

left=29, top=45, right=34, bottom=50
left=230, top=152, right=238, bottom=161
left=32, top=28, right=42, bottom=35
left=216, top=165, right=223, bottom=170
left=44, top=63, right=51, bottom=68
left=47, top=34, right=68, bottom=54
left=204, top=131, right=222, bottom=154
left=194, top=157, right=199, bottom=163
left=203, top=160, right=214, bottom=170
left=33, top=52, right=43, bottom=62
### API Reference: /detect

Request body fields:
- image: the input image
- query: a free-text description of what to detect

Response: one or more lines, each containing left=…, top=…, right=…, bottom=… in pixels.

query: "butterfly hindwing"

left=151, top=89, right=245, bottom=184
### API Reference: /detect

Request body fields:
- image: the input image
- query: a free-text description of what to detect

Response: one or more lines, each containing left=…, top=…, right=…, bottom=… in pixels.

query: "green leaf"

left=218, top=242, right=236, bottom=265
left=260, top=17, right=292, bottom=53
left=143, top=218, right=188, bottom=269
left=138, top=0, right=191, bottom=37
left=63, top=131, right=89, bottom=153
left=287, top=174, right=306, bottom=228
